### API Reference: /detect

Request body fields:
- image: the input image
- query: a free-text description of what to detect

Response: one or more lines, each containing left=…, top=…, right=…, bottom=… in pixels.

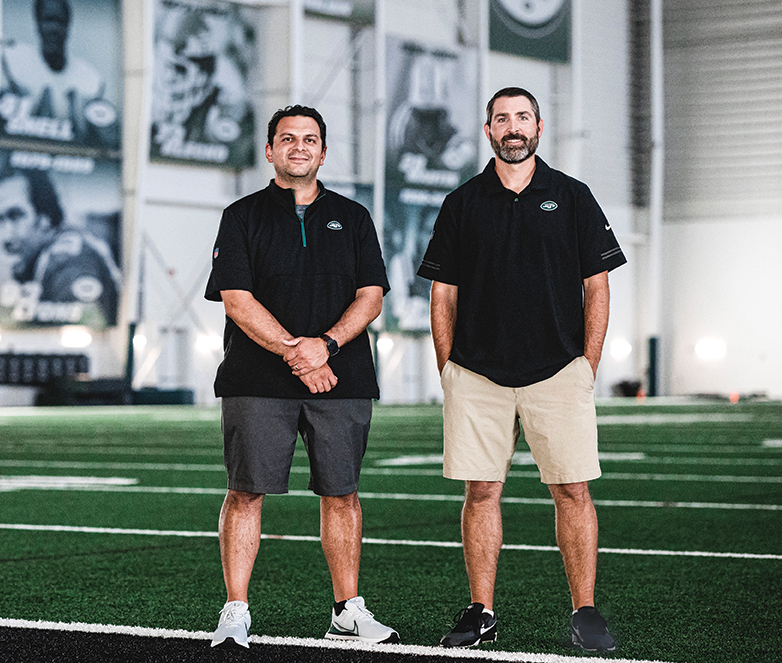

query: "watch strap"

left=320, top=334, right=339, bottom=356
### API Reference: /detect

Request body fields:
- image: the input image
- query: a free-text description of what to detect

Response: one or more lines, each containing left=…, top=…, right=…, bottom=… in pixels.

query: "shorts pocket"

left=578, top=356, right=595, bottom=386
left=440, top=359, right=454, bottom=384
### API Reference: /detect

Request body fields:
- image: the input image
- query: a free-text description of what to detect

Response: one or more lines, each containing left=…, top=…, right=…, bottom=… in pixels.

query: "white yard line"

left=0, top=480, right=780, bottom=510
left=0, top=460, right=225, bottom=472
left=596, top=413, right=753, bottom=425
left=0, top=523, right=779, bottom=560
left=364, top=468, right=782, bottom=483
left=0, top=406, right=221, bottom=421
left=0, top=618, right=674, bottom=663
left=0, top=476, right=138, bottom=491
left=0, top=458, right=782, bottom=483
left=0, top=404, right=767, bottom=428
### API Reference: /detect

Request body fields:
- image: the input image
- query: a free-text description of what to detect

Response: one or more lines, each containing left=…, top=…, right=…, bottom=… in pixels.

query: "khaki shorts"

left=441, top=357, right=600, bottom=484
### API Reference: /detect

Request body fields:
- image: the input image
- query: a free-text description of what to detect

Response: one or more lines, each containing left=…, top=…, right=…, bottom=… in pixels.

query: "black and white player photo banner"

left=0, top=0, right=123, bottom=151
left=149, top=0, right=257, bottom=169
left=0, top=148, right=122, bottom=329
left=383, top=37, right=479, bottom=332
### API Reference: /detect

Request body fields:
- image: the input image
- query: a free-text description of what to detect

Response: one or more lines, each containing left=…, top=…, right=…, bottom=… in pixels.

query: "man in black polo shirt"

left=205, top=105, right=398, bottom=649
left=418, top=88, right=626, bottom=652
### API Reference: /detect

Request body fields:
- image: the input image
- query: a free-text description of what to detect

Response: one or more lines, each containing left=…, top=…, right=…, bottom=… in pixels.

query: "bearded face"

left=489, top=129, right=539, bottom=164
left=485, top=94, right=543, bottom=165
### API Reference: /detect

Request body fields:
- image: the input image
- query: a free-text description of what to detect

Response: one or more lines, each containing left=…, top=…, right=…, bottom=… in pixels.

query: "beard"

left=490, top=131, right=539, bottom=164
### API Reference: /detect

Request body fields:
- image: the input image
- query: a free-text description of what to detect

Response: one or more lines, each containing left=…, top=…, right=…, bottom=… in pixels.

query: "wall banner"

left=384, top=38, right=479, bottom=332
left=489, top=0, right=570, bottom=63
left=304, top=0, right=374, bottom=24
left=149, top=0, right=257, bottom=169
left=0, top=149, right=122, bottom=329
left=0, top=0, right=123, bottom=151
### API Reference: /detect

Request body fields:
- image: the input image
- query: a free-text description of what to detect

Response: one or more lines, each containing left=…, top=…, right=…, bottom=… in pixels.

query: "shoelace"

left=351, top=602, right=376, bottom=621
left=452, top=606, right=482, bottom=625
left=452, top=607, right=469, bottom=624
left=220, top=604, right=247, bottom=624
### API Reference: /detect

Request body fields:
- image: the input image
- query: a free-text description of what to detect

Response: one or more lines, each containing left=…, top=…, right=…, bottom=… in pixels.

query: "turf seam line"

left=0, top=619, right=674, bottom=663
left=1, top=524, right=779, bottom=560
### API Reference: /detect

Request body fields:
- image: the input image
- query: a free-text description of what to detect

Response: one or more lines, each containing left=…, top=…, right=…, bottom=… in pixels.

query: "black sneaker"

left=440, top=603, right=497, bottom=648
left=571, top=606, right=616, bottom=652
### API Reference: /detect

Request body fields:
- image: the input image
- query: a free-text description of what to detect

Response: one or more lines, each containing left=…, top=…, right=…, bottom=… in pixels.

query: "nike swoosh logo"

left=605, top=224, right=612, bottom=230
left=331, top=620, right=359, bottom=636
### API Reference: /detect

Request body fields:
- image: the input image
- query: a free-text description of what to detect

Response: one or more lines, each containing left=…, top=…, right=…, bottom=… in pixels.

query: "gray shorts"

left=221, top=396, right=372, bottom=496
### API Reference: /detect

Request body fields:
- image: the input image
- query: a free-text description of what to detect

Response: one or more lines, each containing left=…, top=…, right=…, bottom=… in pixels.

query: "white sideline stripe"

left=763, top=440, right=782, bottom=447
left=0, top=483, right=779, bottom=510
left=0, top=619, right=673, bottom=663
left=1, top=524, right=779, bottom=560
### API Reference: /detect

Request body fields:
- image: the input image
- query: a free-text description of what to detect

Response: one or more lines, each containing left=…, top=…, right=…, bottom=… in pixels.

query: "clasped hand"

left=283, top=337, right=337, bottom=394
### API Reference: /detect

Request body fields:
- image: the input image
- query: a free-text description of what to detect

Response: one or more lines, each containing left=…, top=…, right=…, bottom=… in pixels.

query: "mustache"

left=501, top=133, right=528, bottom=143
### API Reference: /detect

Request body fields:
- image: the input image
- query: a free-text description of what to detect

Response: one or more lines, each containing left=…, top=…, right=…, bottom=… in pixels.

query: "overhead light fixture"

left=695, top=338, right=726, bottom=361
left=609, top=338, right=632, bottom=361
left=376, top=336, right=394, bottom=354
left=60, top=326, right=92, bottom=349
left=196, top=333, right=223, bottom=353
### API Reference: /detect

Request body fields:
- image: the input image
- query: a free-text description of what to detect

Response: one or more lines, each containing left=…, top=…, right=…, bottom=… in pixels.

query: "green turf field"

left=0, top=399, right=780, bottom=662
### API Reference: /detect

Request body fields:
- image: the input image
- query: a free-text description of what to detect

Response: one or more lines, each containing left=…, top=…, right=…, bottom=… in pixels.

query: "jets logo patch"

left=327, top=220, right=343, bottom=230
left=540, top=201, right=558, bottom=211
left=71, top=276, right=104, bottom=303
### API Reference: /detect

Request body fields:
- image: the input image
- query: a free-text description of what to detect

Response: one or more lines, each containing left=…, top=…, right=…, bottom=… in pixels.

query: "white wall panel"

left=663, top=217, right=782, bottom=398
left=386, top=0, right=461, bottom=47
left=659, top=0, right=782, bottom=398
left=664, top=1, right=782, bottom=220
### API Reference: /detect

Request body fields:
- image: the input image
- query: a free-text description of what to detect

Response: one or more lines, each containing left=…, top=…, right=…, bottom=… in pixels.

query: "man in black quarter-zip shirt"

left=204, top=105, right=397, bottom=649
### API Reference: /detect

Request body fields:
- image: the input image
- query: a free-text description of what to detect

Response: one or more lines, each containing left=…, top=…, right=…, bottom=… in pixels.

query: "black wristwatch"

left=320, top=334, right=340, bottom=357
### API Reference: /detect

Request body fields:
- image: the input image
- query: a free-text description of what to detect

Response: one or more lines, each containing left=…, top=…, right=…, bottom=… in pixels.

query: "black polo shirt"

left=417, top=157, right=627, bottom=388
left=205, top=180, right=389, bottom=399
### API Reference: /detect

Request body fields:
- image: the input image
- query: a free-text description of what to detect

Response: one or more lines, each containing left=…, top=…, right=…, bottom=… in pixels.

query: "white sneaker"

left=211, top=600, right=251, bottom=649
left=325, top=596, right=400, bottom=644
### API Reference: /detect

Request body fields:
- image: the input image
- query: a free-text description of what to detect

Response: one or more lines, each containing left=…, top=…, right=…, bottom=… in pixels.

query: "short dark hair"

left=0, top=167, right=64, bottom=229
left=267, top=105, right=327, bottom=146
left=486, top=87, right=541, bottom=125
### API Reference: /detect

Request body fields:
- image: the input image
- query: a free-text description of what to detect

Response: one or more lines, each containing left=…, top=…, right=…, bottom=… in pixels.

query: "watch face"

left=497, top=0, right=567, bottom=26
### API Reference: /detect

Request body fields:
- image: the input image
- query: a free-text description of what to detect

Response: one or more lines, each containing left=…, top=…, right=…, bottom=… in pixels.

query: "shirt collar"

left=481, top=155, right=552, bottom=194
left=268, top=179, right=326, bottom=206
